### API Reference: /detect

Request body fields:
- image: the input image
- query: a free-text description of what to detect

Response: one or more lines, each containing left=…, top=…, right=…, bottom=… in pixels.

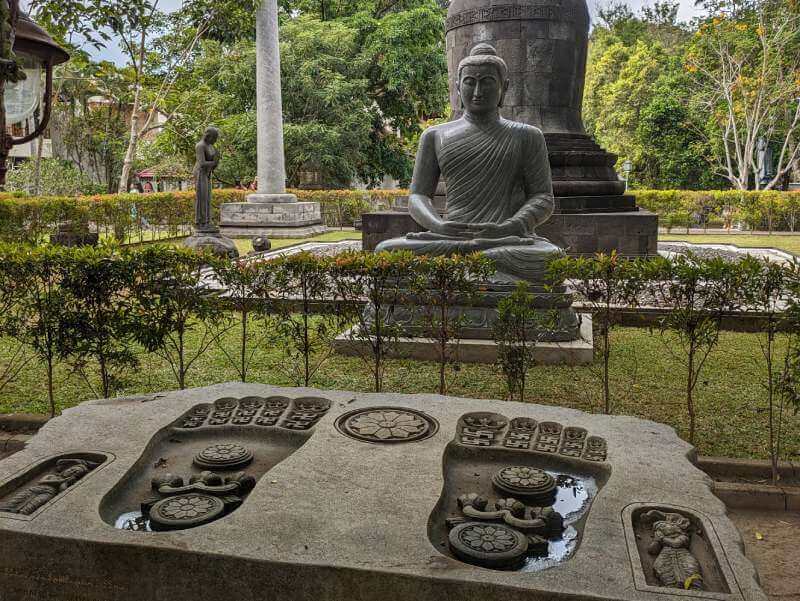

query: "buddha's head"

left=457, top=43, right=510, bottom=116
left=203, top=126, right=220, bottom=144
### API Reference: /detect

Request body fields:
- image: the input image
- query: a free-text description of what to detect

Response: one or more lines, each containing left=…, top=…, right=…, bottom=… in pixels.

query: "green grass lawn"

left=661, top=233, right=800, bottom=256
left=1, top=324, right=796, bottom=461
left=231, top=229, right=361, bottom=255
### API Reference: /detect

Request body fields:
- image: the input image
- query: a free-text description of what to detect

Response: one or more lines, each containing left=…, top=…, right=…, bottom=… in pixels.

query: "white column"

left=249, top=0, right=294, bottom=202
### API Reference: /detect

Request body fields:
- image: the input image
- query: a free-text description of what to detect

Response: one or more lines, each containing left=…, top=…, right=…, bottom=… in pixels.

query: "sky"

left=28, top=0, right=707, bottom=65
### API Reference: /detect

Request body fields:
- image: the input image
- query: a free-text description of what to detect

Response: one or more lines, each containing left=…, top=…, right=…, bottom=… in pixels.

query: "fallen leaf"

left=755, top=531, right=764, bottom=541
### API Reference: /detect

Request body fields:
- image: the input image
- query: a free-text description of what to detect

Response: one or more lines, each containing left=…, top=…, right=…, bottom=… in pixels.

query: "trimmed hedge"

left=0, top=188, right=409, bottom=244
left=635, top=189, right=800, bottom=232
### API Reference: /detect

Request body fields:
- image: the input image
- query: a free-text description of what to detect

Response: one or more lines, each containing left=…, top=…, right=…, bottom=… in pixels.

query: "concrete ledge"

left=697, top=456, right=799, bottom=481
left=0, top=413, right=48, bottom=432
left=334, top=314, right=594, bottom=365
left=712, top=481, right=797, bottom=511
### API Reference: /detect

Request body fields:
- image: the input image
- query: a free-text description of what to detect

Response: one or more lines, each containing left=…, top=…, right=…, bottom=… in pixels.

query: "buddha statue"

left=377, top=43, right=562, bottom=284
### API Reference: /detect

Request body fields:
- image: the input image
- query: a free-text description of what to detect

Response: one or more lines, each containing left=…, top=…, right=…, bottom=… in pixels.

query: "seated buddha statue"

left=377, top=43, right=562, bottom=284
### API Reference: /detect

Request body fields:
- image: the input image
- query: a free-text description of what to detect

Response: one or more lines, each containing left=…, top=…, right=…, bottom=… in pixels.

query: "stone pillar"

left=220, top=0, right=326, bottom=239
left=250, top=0, right=293, bottom=203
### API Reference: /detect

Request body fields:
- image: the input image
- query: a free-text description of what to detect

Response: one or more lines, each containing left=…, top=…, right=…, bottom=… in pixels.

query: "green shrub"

left=0, top=188, right=409, bottom=244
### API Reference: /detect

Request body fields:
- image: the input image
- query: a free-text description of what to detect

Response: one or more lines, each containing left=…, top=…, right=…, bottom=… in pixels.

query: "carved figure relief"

left=456, top=412, right=607, bottom=462
left=643, top=510, right=704, bottom=591
left=336, top=407, right=439, bottom=444
left=0, top=457, right=102, bottom=516
left=625, top=504, right=733, bottom=595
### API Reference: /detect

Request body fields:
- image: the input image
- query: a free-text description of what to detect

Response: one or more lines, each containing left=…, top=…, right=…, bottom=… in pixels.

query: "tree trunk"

left=687, top=347, right=696, bottom=445
left=46, top=355, right=55, bottom=418
left=117, top=28, right=147, bottom=194
left=240, top=311, right=248, bottom=382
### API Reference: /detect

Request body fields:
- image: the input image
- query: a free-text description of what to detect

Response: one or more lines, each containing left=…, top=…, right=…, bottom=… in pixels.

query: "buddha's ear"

left=457, top=82, right=464, bottom=110
left=499, top=79, right=510, bottom=108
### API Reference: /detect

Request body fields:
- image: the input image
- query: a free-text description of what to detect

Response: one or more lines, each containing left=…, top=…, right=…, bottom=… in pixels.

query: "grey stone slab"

left=0, top=383, right=767, bottom=601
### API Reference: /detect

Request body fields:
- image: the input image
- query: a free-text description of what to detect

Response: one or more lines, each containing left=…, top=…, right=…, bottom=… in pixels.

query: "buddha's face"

left=459, top=64, right=508, bottom=115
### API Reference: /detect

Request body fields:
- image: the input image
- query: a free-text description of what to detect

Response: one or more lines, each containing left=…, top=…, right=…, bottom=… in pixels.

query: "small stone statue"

left=643, top=510, right=704, bottom=591
left=193, top=126, right=221, bottom=232
left=0, top=459, right=98, bottom=515
left=184, top=126, right=239, bottom=259
left=376, top=43, right=562, bottom=284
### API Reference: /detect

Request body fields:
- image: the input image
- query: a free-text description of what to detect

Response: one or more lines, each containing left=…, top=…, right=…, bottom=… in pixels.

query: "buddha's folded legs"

left=375, top=235, right=563, bottom=284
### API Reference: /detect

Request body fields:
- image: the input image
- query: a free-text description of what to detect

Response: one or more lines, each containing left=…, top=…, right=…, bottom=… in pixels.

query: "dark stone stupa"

left=361, top=0, right=657, bottom=256
left=443, top=0, right=657, bottom=256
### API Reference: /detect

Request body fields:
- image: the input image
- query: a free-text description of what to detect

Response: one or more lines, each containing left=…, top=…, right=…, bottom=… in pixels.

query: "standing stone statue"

left=377, top=43, right=560, bottom=284
left=194, top=126, right=220, bottom=232
left=184, top=127, right=239, bottom=259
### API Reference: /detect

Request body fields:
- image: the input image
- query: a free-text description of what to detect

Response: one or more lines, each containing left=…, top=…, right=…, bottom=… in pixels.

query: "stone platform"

left=0, top=383, right=766, bottom=601
left=361, top=208, right=658, bottom=257
left=220, top=201, right=327, bottom=239
left=334, top=314, right=593, bottom=365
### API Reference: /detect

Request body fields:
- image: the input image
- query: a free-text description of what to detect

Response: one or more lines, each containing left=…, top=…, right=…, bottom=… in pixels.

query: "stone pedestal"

left=0, top=382, right=767, bottom=601
left=220, top=199, right=326, bottom=239
left=184, top=227, right=240, bottom=259
left=335, top=314, right=594, bottom=365
left=538, top=210, right=658, bottom=257
left=362, top=208, right=658, bottom=257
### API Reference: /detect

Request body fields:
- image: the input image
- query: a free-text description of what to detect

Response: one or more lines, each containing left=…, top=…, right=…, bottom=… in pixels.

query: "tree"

left=5, top=158, right=100, bottom=196
left=409, top=254, right=494, bottom=395
left=31, top=0, right=212, bottom=193
left=1, top=245, right=70, bottom=417
left=640, top=254, right=747, bottom=444
left=59, top=245, right=138, bottom=398
left=333, top=250, right=413, bottom=393
left=157, top=1, right=447, bottom=188
left=493, top=282, right=558, bottom=403
left=584, top=2, right=723, bottom=189
left=740, top=257, right=798, bottom=483
left=130, top=246, right=229, bottom=390
left=270, top=252, right=346, bottom=387
left=548, top=252, right=644, bottom=414
left=213, top=259, right=278, bottom=383
left=52, top=56, right=130, bottom=193
left=686, top=0, right=800, bottom=190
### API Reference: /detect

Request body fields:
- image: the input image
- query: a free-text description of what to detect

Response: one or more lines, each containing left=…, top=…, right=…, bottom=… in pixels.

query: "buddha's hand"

left=432, top=220, right=474, bottom=238
left=466, top=221, right=524, bottom=239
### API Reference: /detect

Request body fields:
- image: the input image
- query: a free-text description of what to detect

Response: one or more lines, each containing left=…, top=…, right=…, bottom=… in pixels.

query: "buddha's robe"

left=376, top=116, right=561, bottom=283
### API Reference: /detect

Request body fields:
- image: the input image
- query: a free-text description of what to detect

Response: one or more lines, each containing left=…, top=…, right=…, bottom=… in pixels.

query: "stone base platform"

left=221, top=224, right=328, bottom=239
left=537, top=210, right=659, bottom=257
left=361, top=209, right=658, bottom=257
left=0, top=383, right=766, bottom=601
left=334, top=314, right=593, bottom=365
left=221, top=201, right=327, bottom=239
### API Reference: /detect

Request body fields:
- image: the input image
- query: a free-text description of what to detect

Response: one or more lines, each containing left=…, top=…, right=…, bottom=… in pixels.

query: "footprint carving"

left=100, top=396, right=330, bottom=532
left=428, top=412, right=611, bottom=571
